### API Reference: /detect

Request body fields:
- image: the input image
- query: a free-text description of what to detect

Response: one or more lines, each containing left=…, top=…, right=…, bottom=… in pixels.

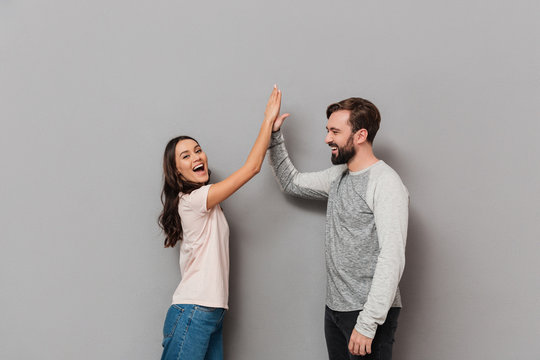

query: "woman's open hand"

left=264, top=85, right=290, bottom=132
left=264, top=85, right=282, bottom=123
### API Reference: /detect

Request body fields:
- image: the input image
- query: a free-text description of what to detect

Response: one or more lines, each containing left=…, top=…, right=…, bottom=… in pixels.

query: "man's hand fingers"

left=348, top=337, right=362, bottom=356
left=348, top=338, right=355, bottom=355
left=348, top=329, right=373, bottom=356
left=359, top=342, right=366, bottom=356
left=272, top=113, right=289, bottom=132
left=277, top=113, right=289, bottom=122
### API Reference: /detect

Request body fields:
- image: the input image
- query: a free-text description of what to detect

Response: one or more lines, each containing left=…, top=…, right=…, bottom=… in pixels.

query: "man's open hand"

left=272, top=112, right=290, bottom=132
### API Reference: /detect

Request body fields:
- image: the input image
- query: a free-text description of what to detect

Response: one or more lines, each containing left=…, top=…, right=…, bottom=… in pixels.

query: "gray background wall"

left=1, top=1, right=539, bottom=359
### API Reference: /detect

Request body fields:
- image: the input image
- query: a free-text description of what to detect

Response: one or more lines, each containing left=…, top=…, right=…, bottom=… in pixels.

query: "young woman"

left=158, top=86, right=288, bottom=360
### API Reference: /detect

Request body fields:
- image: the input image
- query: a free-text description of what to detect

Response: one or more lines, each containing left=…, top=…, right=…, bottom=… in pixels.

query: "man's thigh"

left=326, top=307, right=400, bottom=360
left=324, top=306, right=352, bottom=360
left=370, top=308, right=400, bottom=360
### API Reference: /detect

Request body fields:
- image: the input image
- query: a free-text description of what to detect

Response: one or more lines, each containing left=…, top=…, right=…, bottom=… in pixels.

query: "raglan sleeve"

left=355, top=174, right=409, bottom=338
left=267, top=130, right=345, bottom=200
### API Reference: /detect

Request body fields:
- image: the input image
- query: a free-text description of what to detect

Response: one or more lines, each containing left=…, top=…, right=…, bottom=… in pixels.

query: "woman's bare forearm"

left=206, top=86, right=282, bottom=209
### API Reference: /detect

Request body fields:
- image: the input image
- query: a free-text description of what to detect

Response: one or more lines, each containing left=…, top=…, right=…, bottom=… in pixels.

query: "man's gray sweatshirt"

left=268, top=131, right=409, bottom=338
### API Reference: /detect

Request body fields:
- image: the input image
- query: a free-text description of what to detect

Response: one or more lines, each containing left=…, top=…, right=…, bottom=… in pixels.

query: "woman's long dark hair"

left=158, top=136, right=209, bottom=248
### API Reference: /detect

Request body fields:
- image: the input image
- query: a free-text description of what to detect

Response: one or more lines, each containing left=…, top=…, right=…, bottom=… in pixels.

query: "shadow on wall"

left=376, top=143, right=428, bottom=360
left=393, top=206, right=428, bottom=360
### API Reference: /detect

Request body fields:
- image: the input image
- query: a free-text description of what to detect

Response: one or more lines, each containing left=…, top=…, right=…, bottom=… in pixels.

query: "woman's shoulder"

left=179, top=184, right=212, bottom=213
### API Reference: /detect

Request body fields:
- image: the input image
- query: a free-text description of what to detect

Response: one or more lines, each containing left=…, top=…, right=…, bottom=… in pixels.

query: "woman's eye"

left=183, top=155, right=189, bottom=159
left=196, top=149, right=201, bottom=153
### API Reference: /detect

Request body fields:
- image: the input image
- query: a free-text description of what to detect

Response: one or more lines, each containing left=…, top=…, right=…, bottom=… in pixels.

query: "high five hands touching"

left=264, top=85, right=290, bottom=132
left=206, top=85, right=288, bottom=210
left=263, top=85, right=282, bottom=124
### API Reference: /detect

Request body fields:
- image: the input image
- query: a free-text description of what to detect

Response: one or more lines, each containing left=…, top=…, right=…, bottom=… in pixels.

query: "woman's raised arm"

left=206, top=86, right=289, bottom=209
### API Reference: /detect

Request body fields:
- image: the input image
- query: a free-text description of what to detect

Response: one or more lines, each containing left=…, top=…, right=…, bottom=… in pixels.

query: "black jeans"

left=324, top=306, right=400, bottom=360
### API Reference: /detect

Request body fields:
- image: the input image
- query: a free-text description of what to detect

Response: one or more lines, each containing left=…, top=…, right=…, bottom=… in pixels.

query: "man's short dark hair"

left=326, top=98, right=381, bottom=144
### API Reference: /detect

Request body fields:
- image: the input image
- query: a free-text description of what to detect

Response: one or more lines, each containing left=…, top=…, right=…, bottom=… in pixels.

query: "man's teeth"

left=331, top=147, right=337, bottom=150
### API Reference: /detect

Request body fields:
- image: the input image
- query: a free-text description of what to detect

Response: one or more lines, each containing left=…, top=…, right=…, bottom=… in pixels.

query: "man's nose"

left=325, top=133, right=332, bottom=144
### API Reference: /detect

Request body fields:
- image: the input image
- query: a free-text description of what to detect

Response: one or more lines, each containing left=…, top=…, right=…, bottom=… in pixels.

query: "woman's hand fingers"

left=277, top=88, right=282, bottom=114
left=264, top=85, right=281, bottom=121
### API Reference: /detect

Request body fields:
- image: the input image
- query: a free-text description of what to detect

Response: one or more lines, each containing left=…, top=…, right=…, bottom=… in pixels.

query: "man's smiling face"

left=325, top=110, right=356, bottom=165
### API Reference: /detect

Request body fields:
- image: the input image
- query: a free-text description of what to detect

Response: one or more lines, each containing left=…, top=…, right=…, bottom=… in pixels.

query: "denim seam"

left=164, top=307, right=184, bottom=339
left=176, top=306, right=195, bottom=360
left=194, top=305, right=217, bottom=313
left=218, top=309, right=225, bottom=325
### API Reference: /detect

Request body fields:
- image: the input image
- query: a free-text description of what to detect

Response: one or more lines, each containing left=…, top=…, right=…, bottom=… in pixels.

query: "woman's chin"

left=195, top=174, right=209, bottom=184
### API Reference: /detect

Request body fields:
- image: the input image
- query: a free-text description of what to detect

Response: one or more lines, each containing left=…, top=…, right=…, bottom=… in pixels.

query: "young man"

left=268, top=98, right=409, bottom=360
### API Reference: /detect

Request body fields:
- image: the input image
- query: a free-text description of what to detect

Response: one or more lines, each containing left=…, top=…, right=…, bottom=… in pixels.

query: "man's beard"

left=330, top=135, right=356, bottom=165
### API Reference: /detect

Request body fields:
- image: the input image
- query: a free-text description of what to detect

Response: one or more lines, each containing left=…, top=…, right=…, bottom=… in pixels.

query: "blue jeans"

left=161, top=304, right=226, bottom=360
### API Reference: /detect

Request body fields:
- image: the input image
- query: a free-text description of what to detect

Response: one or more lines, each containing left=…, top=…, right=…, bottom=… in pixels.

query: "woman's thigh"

left=161, top=304, right=225, bottom=360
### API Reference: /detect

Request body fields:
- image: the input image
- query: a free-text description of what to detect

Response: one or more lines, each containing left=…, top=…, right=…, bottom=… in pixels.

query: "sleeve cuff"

left=354, top=320, right=377, bottom=339
left=269, top=129, right=284, bottom=148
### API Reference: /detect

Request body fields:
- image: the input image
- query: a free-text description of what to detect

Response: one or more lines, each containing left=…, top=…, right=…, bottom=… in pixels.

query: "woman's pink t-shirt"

left=172, top=185, right=230, bottom=309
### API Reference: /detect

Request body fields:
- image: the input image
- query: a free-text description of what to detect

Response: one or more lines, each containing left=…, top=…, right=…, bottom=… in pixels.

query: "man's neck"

left=347, top=146, right=379, bottom=172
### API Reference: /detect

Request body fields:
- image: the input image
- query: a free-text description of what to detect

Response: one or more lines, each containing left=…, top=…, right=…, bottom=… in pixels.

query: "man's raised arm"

left=268, top=129, right=345, bottom=200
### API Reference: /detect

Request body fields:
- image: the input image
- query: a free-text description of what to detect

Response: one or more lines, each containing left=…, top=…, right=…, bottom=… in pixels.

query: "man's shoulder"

left=326, top=164, right=348, bottom=183
left=370, top=161, right=404, bottom=183
left=368, top=161, right=409, bottom=198
left=362, top=161, right=409, bottom=208
left=330, top=164, right=348, bottom=176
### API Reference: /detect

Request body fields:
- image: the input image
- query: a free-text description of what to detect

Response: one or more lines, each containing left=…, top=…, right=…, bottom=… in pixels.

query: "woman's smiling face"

left=175, top=139, right=209, bottom=184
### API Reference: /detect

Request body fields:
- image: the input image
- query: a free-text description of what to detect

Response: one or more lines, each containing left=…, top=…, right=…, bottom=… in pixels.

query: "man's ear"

left=354, top=129, right=369, bottom=145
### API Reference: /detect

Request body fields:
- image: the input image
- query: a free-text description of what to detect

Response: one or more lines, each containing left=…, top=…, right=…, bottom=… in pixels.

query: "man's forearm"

left=354, top=243, right=405, bottom=338
left=355, top=176, right=409, bottom=338
left=268, top=130, right=343, bottom=200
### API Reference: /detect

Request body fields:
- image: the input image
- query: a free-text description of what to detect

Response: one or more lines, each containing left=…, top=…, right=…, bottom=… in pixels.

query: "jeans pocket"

left=194, top=305, right=218, bottom=313
left=163, top=305, right=184, bottom=339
